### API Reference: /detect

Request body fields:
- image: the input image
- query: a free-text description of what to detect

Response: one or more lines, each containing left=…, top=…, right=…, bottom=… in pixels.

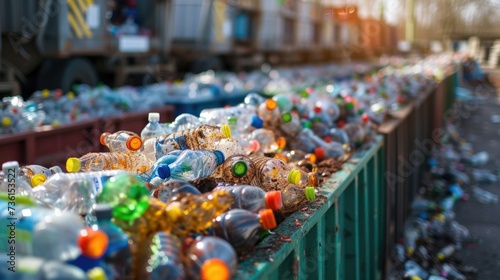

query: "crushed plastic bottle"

left=280, top=185, right=316, bottom=213
left=155, top=149, right=225, bottom=181
left=436, top=244, right=455, bottom=261
left=469, top=151, right=489, bottom=166
left=168, top=113, right=202, bottom=133
left=472, top=168, right=498, bottom=184
left=150, top=179, right=201, bottom=203
left=403, top=217, right=428, bottom=256
left=139, top=150, right=184, bottom=182
left=0, top=161, right=33, bottom=196
left=66, top=152, right=153, bottom=174
left=184, top=236, right=238, bottom=280
left=19, top=164, right=63, bottom=188
left=141, top=112, right=167, bottom=142
left=212, top=209, right=277, bottom=254
left=147, top=232, right=185, bottom=280
left=214, top=184, right=283, bottom=213
left=101, top=130, right=143, bottom=152
left=441, top=263, right=466, bottom=280
left=31, top=170, right=126, bottom=214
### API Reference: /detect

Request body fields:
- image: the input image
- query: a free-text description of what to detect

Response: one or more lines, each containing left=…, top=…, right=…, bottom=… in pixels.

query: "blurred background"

left=2, top=0, right=498, bottom=100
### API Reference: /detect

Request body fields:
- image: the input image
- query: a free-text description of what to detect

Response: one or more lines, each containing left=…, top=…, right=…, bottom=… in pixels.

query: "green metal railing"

left=237, top=136, right=385, bottom=280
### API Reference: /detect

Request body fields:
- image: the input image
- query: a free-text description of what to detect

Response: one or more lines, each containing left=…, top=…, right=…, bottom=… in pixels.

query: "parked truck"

left=0, top=0, right=175, bottom=97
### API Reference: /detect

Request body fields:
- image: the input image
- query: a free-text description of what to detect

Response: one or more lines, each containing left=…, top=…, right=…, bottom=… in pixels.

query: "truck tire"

left=36, top=58, right=98, bottom=93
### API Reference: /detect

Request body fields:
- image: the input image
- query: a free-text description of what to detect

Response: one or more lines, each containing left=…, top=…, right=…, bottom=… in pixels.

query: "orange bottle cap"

left=126, top=135, right=143, bottom=151
left=276, top=137, right=287, bottom=149
left=265, top=191, right=283, bottom=210
left=274, top=154, right=288, bottom=163
left=265, top=99, right=277, bottom=110
left=99, top=132, right=110, bottom=146
left=305, top=153, right=317, bottom=164
left=314, top=147, right=325, bottom=161
left=78, top=228, right=109, bottom=259
left=201, top=258, right=230, bottom=280
left=66, top=157, right=81, bottom=173
left=248, top=139, right=260, bottom=152
left=259, top=209, right=277, bottom=230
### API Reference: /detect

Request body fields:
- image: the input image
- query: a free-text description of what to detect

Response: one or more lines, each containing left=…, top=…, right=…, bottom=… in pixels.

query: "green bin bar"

left=236, top=136, right=385, bottom=280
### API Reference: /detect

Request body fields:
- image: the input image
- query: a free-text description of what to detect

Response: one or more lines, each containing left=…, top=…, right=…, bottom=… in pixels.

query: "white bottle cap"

left=2, top=161, right=19, bottom=174
left=148, top=112, right=160, bottom=122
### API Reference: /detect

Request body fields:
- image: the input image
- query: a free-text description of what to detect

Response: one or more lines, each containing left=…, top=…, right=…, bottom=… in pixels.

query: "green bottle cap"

left=305, top=186, right=316, bottom=201
left=232, top=161, right=248, bottom=177
left=227, top=116, right=237, bottom=125
left=287, top=169, right=301, bottom=185
left=281, top=112, right=292, bottom=123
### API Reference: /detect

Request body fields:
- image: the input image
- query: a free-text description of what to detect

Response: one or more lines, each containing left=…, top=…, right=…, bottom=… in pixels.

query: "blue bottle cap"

left=158, top=165, right=171, bottom=180
left=418, top=212, right=429, bottom=220
left=251, top=115, right=264, bottom=129
left=213, top=150, right=225, bottom=165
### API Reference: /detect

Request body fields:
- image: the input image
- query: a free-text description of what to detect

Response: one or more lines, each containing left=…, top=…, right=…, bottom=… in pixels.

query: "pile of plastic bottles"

left=0, top=77, right=383, bottom=279
left=386, top=117, right=500, bottom=279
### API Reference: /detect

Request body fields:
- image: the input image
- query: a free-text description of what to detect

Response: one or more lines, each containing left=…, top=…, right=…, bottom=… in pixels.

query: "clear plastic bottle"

left=0, top=255, right=90, bottom=280
left=147, top=232, right=185, bottom=280
left=278, top=111, right=303, bottom=138
left=472, top=186, right=498, bottom=204
left=281, top=185, right=316, bottom=214
left=20, top=164, right=63, bottom=188
left=0, top=161, right=33, bottom=196
left=91, top=204, right=132, bottom=280
left=248, top=128, right=287, bottom=154
left=31, top=170, right=126, bottom=214
left=0, top=201, right=108, bottom=262
left=210, top=154, right=257, bottom=185
left=436, top=244, right=455, bottom=261
left=101, top=130, right=143, bottom=152
left=141, top=112, right=167, bottom=142
left=157, top=149, right=225, bottom=181
left=472, top=168, right=497, bottom=184
left=168, top=113, right=202, bottom=133
left=250, top=156, right=315, bottom=191
left=150, top=179, right=201, bottom=203
left=141, top=124, right=232, bottom=161
left=66, top=152, right=153, bottom=174
left=404, top=260, right=429, bottom=279
left=441, top=263, right=466, bottom=280
left=214, top=184, right=283, bottom=213
left=211, top=209, right=277, bottom=254
left=184, top=236, right=238, bottom=280
left=403, top=217, right=428, bottom=256
left=469, top=151, right=489, bottom=167
left=139, top=150, right=184, bottom=182
left=257, top=98, right=281, bottom=126
left=200, top=106, right=262, bottom=134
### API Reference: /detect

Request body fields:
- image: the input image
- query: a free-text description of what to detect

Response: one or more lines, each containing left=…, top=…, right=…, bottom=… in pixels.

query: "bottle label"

left=174, top=136, right=189, bottom=150
left=91, top=175, right=114, bottom=195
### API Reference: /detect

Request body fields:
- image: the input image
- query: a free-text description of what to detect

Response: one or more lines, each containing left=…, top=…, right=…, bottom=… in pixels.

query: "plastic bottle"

left=250, top=155, right=316, bottom=190
left=0, top=201, right=108, bottom=262
left=210, top=154, right=257, bottom=185
left=66, top=152, right=153, bottom=174
left=214, top=185, right=283, bottom=213
left=404, top=260, right=429, bottom=279
left=156, top=149, right=225, bottom=181
left=91, top=204, right=132, bottom=280
left=168, top=113, right=202, bottom=133
left=147, top=232, right=185, bottom=280
left=469, top=151, right=489, bottom=166
left=200, top=106, right=262, bottom=134
left=20, top=164, right=63, bottom=188
left=436, top=244, right=455, bottom=261
left=257, top=98, right=281, bottom=126
left=297, top=128, right=345, bottom=161
left=30, top=170, right=126, bottom=214
left=448, top=220, right=469, bottom=249
left=150, top=179, right=201, bottom=203
left=211, top=209, right=277, bottom=254
left=141, top=112, right=167, bottom=142
left=101, top=130, right=143, bottom=152
left=441, top=263, right=466, bottom=280
left=411, top=199, right=441, bottom=213
left=141, top=124, right=232, bottom=161
left=472, top=186, right=498, bottom=204
left=281, top=185, right=316, bottom=213
left=184, top=236, right=238, bottom=280
left=248, top=128, right=286, bottom=154
left=0, top=255, right=91, bottom=280
left=278, top=111, right=302, bottom=138
left=139, top=150, right=184, bottom=182
left=0, top=161, right=33, bottom=196
left=472, top=168, right=498, bottom=184
left=403, top=217, right=427, bottom=256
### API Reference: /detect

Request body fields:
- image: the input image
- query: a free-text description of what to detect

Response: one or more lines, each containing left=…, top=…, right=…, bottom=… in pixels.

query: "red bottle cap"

left=314, top=147, right=326, bottom=161
left=313, top=106, right=322, bottom=113
left=259, top=209, right=277, bottom=230
left=126, top=135, right=143, bottom=151
left=78, top=228, right=109, bottom=259
left=99, top=132, right=110, bottom=146
left=201, top=259, right=230, bottom=280
left=324, top=136, right=332, bottom=143
left=337, top=120, right=345, bottom=128
left=248, top=139, right=260, bottom=152
left=265, top=191, right=283, bottom=210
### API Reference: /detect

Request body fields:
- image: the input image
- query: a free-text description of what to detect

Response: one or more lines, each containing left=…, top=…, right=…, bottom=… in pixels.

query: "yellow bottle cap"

left=67, top=91, right=75, bottom=99
left=30, top=174, right=47, bottom=187
left=220, top=124, right=232, bottom=138
left=201, top=259, right=230, bottom=280
left=287, top=169, right=301, bottom=185
left=411, top=277, right=422, bottom=280
left=52, top=120, right=61, bottom=127
left=2, top=117, right=11, bottom=127
left=437, top=252, right=445, bottom=261
left=66, top=157, right=81, bottom=173
left=87, top=267, right=108, bottom=280
left=42, top=89, right=50, bottom=98
left=406, top=247, right=414, bottom=255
